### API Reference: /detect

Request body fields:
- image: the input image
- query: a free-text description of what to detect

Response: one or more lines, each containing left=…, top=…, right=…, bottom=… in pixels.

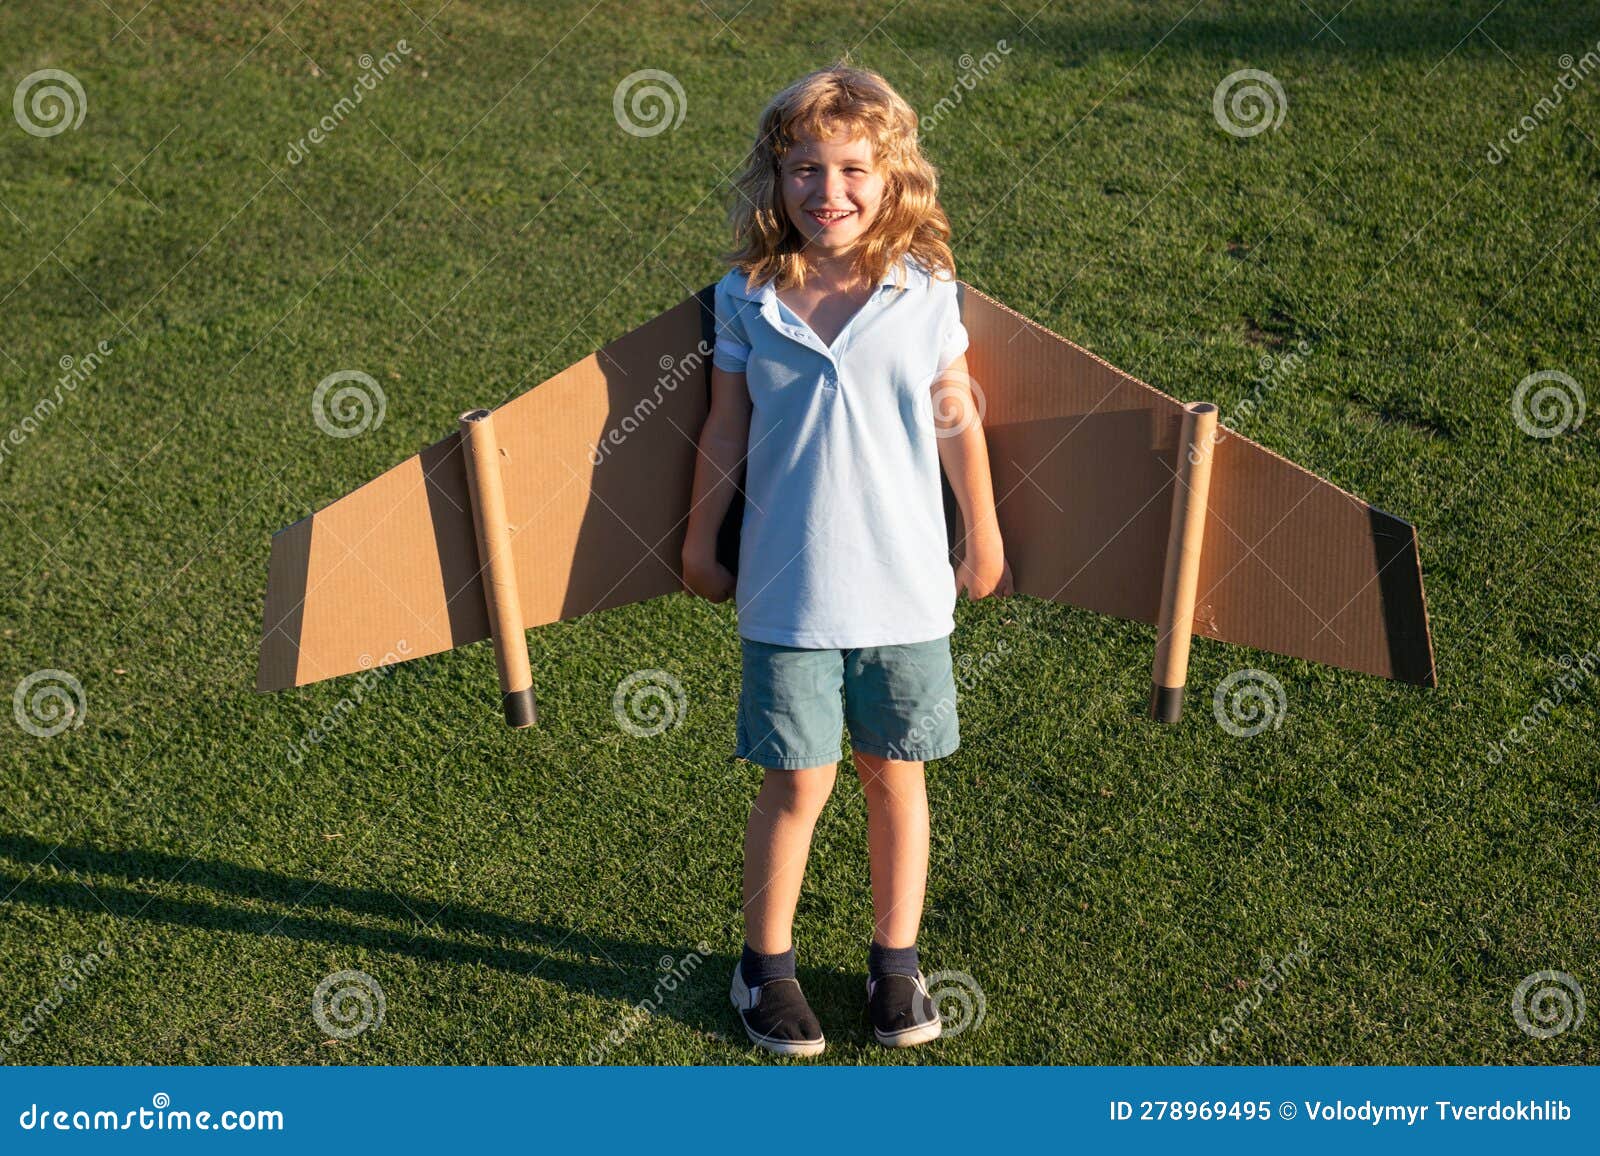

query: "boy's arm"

left=681, top=363, right=752, bottom=600
left=933, top=352, right=1012, bottom=599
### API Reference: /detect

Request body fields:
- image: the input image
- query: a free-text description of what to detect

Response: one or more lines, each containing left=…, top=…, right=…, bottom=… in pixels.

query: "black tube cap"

left=1148, top=683, right=1185, bottom=724
left=503, top=687, right=538, bottom=729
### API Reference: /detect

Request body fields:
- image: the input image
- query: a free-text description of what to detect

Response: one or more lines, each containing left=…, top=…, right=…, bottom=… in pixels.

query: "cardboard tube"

left=1149, top=402, right=1219, bottom=723
left=458, top=408, right=537, bottom=728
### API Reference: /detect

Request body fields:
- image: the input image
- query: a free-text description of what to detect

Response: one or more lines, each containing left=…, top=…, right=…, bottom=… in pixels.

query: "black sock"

left=869, top=941, right=919, bottom=980
left=740, top=942, right=796, bottom=988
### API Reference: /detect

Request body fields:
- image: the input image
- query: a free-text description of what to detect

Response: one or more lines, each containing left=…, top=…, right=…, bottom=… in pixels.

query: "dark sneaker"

left=867, top=969, right=942, bottom=1048
left=730, top=966, right=825, bottom=1056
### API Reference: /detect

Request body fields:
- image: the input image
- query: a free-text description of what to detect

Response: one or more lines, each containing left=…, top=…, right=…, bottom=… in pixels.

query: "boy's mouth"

left=807, top=208, right=855, bottom=228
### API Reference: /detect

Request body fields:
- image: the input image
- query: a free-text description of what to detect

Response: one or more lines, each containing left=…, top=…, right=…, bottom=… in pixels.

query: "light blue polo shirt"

left=711, top=254, right=969, bottom=649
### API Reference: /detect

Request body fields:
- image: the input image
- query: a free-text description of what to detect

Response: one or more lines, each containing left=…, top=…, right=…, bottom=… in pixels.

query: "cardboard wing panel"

left=259, top=279, right=1434, bottom=694
left=257, top=291, right=714, bottom=692
left=1199, top=437, right=1435, bottom=684
left=957, top=286, right=1185, bottom=626
left=257, top=435, right=488, bottom=690
left=490, top=291, right=715, bottom=631
left=956, top=283, right=1435, bottom=685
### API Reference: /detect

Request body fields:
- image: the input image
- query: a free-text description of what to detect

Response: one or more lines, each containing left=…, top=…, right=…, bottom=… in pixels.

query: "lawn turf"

left=0, top=0, right=1596, bottom=1064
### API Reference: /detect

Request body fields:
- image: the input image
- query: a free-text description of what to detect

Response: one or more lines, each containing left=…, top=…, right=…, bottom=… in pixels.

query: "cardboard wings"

left=257, top=282, right=1435, bottom=726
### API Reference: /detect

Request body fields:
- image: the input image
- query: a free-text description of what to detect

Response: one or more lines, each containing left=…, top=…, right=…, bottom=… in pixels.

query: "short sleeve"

left=935, top=282, right=969, bottom=374
left=712, top=276, right=752, bottom=373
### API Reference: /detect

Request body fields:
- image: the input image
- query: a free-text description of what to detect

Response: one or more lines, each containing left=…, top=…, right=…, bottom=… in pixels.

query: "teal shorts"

left=734, top=635, right=960, bottom=769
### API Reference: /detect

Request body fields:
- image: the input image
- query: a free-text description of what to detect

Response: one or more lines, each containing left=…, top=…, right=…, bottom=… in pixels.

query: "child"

left=681, top=63, right=1010, bottom=1057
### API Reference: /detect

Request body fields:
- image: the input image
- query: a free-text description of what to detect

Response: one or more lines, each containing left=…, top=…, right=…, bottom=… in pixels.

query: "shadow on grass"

left=0, top=832, right=873, bottom=1055
left=990, top=2, right=1590, bottom=65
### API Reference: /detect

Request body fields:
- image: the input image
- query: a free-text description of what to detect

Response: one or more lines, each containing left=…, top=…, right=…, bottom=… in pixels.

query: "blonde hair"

left=722, top=61, right=955, bottom=292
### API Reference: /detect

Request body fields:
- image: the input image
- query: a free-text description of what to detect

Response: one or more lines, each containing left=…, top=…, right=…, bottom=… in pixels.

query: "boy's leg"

left=840, top=636, right=956, bottom=948
left=854, top=749, right=941, bottom=1047
left=852, top=750, right=929, bottom=949
left=742, top=761, right=838, bottom=953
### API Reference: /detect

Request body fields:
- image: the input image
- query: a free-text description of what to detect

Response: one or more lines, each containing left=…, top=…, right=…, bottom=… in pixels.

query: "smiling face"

left=779, top=125, right=886, bottom=263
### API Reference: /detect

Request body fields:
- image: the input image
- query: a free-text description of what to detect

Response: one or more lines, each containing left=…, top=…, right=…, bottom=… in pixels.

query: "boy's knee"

left=853, top=750, right=923, bottom=796
left=763, top=762, right=837, bottom=813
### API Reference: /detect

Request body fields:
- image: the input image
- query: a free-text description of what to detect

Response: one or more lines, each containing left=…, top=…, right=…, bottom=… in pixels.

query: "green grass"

left=1, top=0, right=1597, bottom=1065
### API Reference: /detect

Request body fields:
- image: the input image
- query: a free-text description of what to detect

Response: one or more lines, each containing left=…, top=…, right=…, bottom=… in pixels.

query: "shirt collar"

left=728, top=253, right=927, bottom=303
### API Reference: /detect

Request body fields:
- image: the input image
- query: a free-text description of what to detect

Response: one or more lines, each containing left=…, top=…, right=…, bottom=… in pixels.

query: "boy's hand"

left=681, top=545, right=735, bottom=602
left=955, top=537, right=1013, bottom=599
